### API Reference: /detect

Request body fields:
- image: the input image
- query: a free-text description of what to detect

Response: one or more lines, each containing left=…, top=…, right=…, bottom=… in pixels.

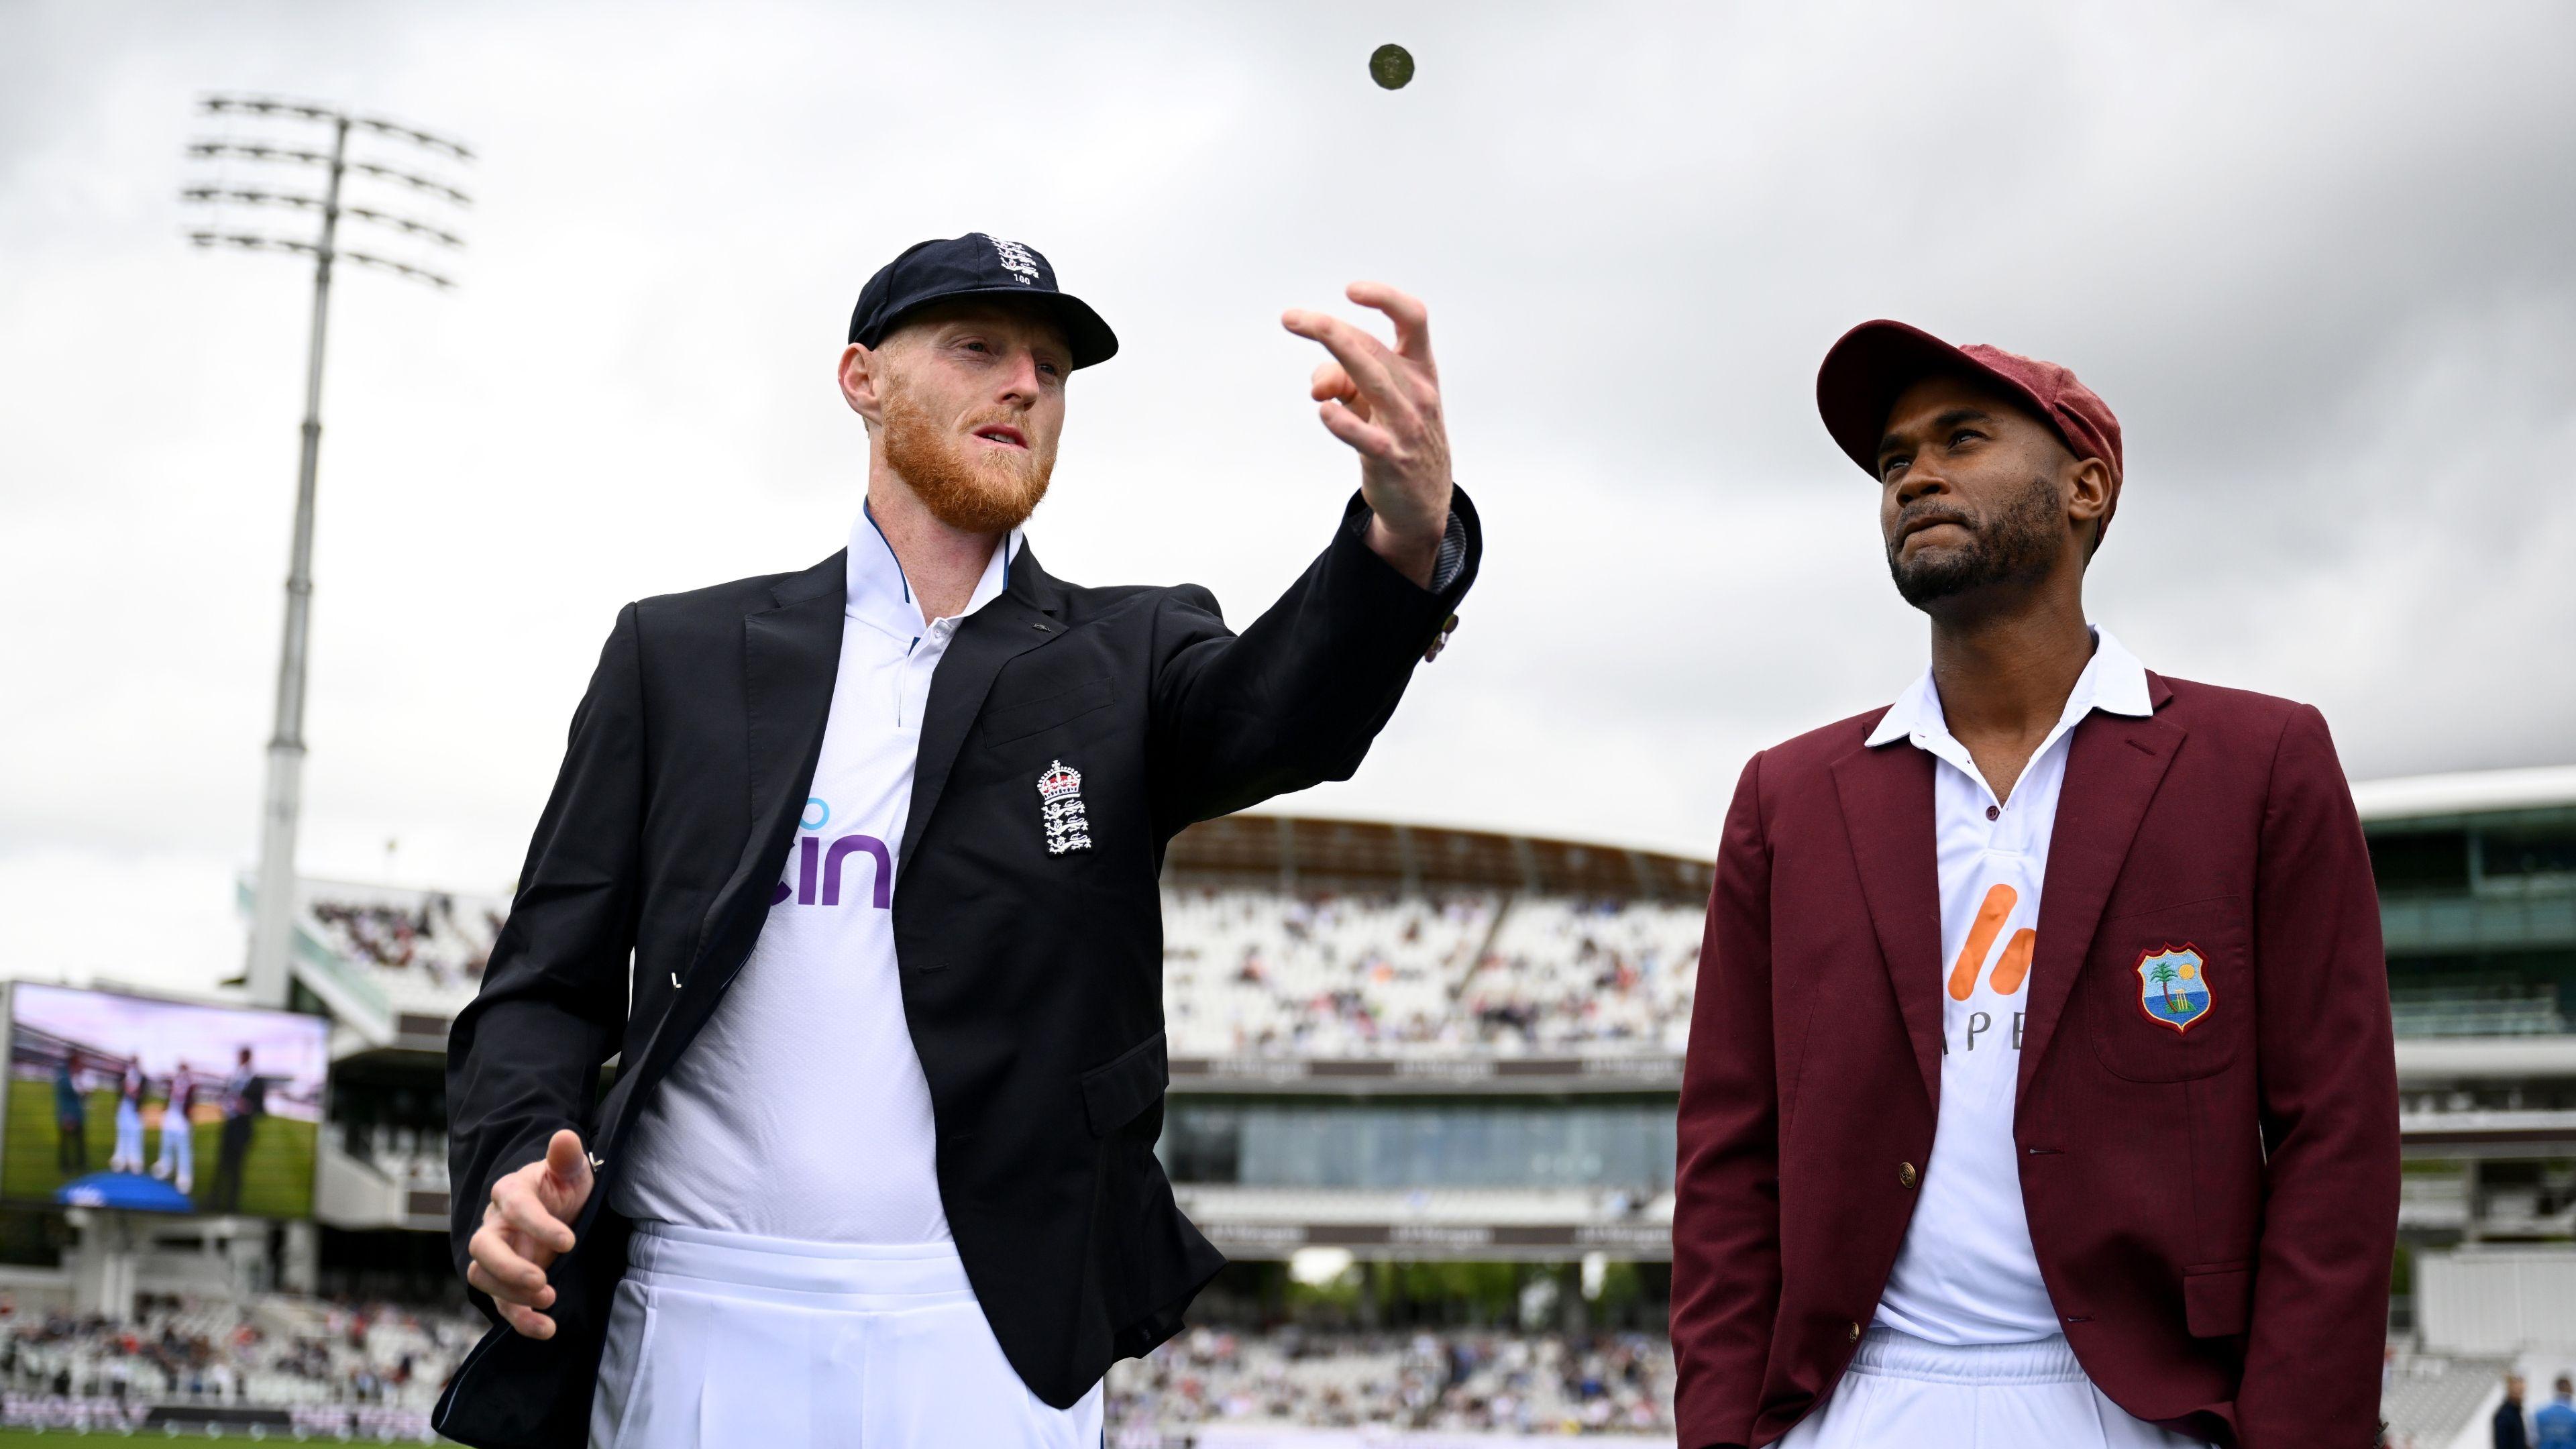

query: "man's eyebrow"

left=1878, top=407, right=1995, bottom=460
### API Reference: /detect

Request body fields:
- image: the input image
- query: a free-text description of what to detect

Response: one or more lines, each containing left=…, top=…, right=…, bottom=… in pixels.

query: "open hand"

left=464, top=1128, right=592, bottom=1339
left=1283, top=282, right=1454, bottom=589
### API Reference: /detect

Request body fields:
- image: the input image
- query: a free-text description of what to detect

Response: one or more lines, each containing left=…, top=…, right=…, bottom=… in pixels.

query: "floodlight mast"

left=181, top=96, right=471, bottom=1010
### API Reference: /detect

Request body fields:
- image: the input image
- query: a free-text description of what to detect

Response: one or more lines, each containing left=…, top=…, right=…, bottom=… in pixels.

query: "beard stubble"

left=1886, top=472, right=2065, bottom=610
left=878, top=378, right=1055, bottom=535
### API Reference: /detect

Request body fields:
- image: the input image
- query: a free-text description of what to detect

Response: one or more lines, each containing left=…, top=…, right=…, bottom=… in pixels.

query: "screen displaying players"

left=3, top=983, right=328, bottom=1218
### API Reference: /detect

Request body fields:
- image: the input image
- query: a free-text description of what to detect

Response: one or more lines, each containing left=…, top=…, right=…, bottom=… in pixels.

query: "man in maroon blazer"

left=1670, top=321, right=2398, bottom=1449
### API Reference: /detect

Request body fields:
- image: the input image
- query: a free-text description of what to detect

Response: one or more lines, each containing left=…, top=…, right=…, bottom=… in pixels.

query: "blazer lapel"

left=692, top=553, right=846, bottom=978
left=2015, top=678, right=2186, bottom=1099
left=898, top=545, right=1070, bottom=881
left=1831, top=740, right=1946, bottom=1110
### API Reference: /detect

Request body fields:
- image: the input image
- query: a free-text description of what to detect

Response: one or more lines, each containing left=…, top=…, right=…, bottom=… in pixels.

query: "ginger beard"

left=877, top=371, right=1057, bottom=535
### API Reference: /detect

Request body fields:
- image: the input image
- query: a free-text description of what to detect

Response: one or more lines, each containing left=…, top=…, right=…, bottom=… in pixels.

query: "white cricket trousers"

left=588, top=1222, right=1105, bottom=1448
left=111, top=1102, right=144, bottom=1171
left=1777, top=1328, right=2211, bottom=1449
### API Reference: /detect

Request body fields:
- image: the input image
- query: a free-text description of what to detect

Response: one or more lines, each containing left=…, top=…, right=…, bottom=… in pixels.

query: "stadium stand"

left=1160, top=890, right=1701, bottom=1058
left=212, top=773, right=2566, bottom=1438
left=300, top=879, right=504, bottom=1024
left=1103, top=1326, right=1676, bottom=1436
left=0, top=1295, right=478, bottom=1436
left=2377, top=1350, right=2516, bottom=1449
left=290, top=812, right=1715, bottom=1061
left=1464, top=897, right=1701, bottom=1055
left=337, top=1121, right=451, bottom=1193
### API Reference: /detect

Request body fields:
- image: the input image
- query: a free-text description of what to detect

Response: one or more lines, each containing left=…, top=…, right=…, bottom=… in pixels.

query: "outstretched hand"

left=464, top=1128, right=593, bottom=1339
left=1283, top=282, right=1454, bottom=590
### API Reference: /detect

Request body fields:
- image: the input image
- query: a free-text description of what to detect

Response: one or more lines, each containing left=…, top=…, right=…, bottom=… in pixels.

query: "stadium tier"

left=215, top=770, right=2571, bottom=1441
left=286, top=781, right=2576, bottom=1236
left=0, top=1295, right=479, bottom=1438
left=1104, top=1325, right=1676, bottom=1437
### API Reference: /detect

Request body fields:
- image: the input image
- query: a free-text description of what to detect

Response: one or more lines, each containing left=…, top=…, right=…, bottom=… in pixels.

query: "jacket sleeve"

left=1144, top=489, right=1477, bottom=833
left=1670, top=752, right=1781, bottom=1449
left=2235, top=704, right=2400, bottom=1449
left=444, top=603, right=645, bottom=1321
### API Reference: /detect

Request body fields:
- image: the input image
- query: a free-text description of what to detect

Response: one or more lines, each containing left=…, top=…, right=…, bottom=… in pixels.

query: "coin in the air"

left=1370, top=44, right=1415, bottom=90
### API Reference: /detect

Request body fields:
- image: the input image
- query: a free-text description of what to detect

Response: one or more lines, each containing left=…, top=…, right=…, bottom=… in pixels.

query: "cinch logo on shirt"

left=767, top=797, right=892, bottom=908
left=1945, top=883, right=2035, bottom=1055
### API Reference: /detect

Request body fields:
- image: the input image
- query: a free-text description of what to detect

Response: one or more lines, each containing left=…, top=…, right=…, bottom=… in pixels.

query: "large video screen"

left=3, top=983, right=328, bottom=1218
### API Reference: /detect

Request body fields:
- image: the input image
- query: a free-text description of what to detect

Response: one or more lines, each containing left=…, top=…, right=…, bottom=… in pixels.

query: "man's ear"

left=2067, top=455, right=2116, bottom=555
left=839, top=343, right=885, bottom=429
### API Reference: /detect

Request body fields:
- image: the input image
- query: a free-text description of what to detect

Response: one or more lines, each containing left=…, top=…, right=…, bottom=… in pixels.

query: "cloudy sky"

left=4, top=1, right=2571, bottom=999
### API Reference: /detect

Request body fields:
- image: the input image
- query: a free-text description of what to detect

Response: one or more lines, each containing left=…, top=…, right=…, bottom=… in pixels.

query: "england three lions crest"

left=1036, top=759, right=1092, bottom=855
left=2133, top=943, right=2213, bottom=1033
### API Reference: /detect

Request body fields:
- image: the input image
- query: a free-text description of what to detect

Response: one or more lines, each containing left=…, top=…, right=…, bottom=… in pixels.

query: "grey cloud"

left=0, top=1, right=2569, bottom=991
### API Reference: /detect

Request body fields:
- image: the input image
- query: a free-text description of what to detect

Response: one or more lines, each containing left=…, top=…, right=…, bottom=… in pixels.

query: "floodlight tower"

left=181, top=97, right=472, bottom=1010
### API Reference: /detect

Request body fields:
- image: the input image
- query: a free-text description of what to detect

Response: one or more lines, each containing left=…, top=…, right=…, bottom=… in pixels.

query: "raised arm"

left=1671, top=754, right=1784, bottom=1449
left=1144, top=283, right=1479, bottom=828
left=1144, top=492, right=1474, bottom=829
left=2235, top=705, right=2400, bottom=1448
left=445, top=603, right=644, bottom=1333
left=1285, top=282, right=1454, bottom=590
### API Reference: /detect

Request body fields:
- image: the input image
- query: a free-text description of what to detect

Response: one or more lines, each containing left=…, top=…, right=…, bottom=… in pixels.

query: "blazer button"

left=1847, top=1321, right=1862, bottom=1342
left=1898, top=1161, right=1919, bottom=1189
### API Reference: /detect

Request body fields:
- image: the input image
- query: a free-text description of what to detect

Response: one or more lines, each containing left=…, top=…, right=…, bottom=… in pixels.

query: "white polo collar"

left=845, top=501, right=1024, bottom=643
left=1867, top=627, right=2153, bottom=750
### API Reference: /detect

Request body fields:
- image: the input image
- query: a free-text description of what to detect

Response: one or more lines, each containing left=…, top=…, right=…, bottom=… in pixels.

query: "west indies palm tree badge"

left=2133, top=945, right=2214, bottom=1033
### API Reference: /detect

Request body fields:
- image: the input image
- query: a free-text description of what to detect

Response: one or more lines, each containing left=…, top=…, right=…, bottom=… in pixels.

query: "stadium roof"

left=2351, top=765, right=2576, bottom=824
left=1167, top=812, right=1711, bottom=901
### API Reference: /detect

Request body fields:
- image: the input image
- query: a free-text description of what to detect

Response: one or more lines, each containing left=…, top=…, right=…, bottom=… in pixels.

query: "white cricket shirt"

left=1867, top=628, right=2153, bottom=1344
left=613, top=506, right=1022, bottom=1243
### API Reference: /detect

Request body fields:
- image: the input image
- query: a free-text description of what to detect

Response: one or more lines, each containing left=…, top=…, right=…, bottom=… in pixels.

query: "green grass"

left=1, top=1080, right=317, bottom=1218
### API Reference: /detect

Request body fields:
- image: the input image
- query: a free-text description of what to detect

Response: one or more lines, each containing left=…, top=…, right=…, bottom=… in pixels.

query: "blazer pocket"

left=2182, top=1260, right=2253, bottom=1338
left=2087, top=894, right=2249, bottom=1083
left=982, top=677, right=1115, bottom=748
left=1080, top=1029, right=1168, bottom=1137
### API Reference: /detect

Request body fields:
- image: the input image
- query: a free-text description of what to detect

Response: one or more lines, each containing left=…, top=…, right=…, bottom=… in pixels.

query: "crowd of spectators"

left=1161, top=890, right=1702, bottom=1059
left=0, top=1294, right=478, bottom=1417
left=307, top=881, right=1707, bottom=1059
left=311, top=894, right=498, bottom=994
left=0, top=1296, right=1682, bottom=1440
left=1457, top=898, right=1701, bottom=1054
left=1104, top=1326, right=1675, bottom=1436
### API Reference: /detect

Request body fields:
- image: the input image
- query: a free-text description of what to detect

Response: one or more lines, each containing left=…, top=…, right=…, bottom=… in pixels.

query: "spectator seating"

left=0, top=1295, right=482, bottom=1419
left=1106, top=1326, right=1677, bottom=1436
left=305, top=877, right=1710, bottom=1059
left=304, top=881, right=506, bottom=1020
left=1160, top=890, right=1703, bottom=1058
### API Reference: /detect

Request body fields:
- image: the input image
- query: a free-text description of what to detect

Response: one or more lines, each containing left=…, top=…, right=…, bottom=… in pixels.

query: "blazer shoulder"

left=628, top=553, right=845, bottom=630
left=1051, top=576, right=1216, bottom=629
left=1065, top=579, right=1181, bottom=614
left=1762, top=707, right=1891, bottom=777
left=2150, top=673, right=2318, bottom=739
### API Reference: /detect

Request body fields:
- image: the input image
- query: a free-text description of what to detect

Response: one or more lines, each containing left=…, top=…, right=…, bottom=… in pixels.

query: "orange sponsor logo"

left=1948, top=883, right=2036, bottom=1000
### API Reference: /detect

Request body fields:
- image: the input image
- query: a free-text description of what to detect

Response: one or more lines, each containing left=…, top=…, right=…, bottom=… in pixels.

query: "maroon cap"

left=1816, top=319, right=2123, bottom=539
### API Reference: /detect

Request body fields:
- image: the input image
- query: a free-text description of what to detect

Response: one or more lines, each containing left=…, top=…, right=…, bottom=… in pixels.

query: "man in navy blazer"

left=438, top=236, right=1479, bottom=1447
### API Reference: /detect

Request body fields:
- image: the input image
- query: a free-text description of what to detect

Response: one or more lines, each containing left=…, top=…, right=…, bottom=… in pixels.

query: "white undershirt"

left=612, top=508, right=1022, bottom=1243
left=1866, top=628, right=2153, bottom=1344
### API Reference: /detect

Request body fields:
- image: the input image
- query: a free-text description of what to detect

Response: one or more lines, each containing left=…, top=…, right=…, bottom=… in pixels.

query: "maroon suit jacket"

left=1670, top=674, right=2398, bottom=1449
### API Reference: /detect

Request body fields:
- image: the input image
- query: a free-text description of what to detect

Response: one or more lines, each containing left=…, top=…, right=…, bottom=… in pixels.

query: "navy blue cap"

left=847, top=233, right=1118, bottom=369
